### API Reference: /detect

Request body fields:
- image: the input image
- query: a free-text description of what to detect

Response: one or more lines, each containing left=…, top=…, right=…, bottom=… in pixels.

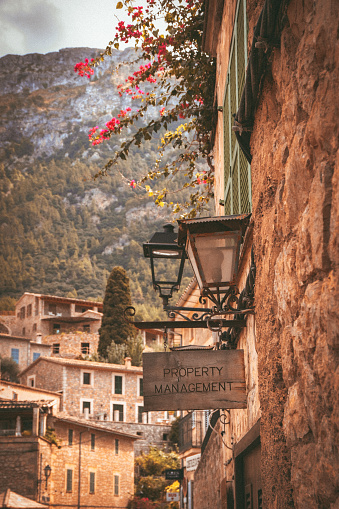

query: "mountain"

left=0, top=47, right=193, bottom=319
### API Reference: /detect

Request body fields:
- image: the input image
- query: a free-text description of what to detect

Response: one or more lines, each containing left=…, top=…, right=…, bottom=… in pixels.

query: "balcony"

left=178, top=411, right=206, bottom=453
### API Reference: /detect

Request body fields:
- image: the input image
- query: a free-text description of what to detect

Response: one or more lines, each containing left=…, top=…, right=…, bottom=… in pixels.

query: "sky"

left=0, top=0, right=129, bottom=58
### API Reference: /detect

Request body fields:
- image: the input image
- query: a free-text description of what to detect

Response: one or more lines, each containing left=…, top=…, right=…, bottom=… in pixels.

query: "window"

left=35, top=297, right=39, bottom=316
left=83, top=325, right=90, bottom=333
left=115, top=439, right=119, bottom=455
left=27, top=304, right=32, bottom=317
left=11, top=348, right=19, bottom=364
left=33, top=323, right=37, bottom=332
left=82, top=401, right=92, bottom=414
left=22, top=328, right=26, bottom=336
left=114, top=375, right=123, bottom=394
left=27, top=376, right=35, bottom=387
left=138, top=406, right=147, bottom=423
left=223, top=0, right=251, bottom=215
left=52, top=344, right=60, bottom=354
left=20, top=307, right=25, bottom=319
left=53, top=323, right=61, bottom=334
left=68, top=429, right=73, bottom=446
left=91, top=434, right=95, bottom=451
left=113, top=404, right=124, bottom=422
left=139, top=378, right=143, bottom=397
left=12, top=392, right=18, bottom=401
left=66, top=469, right=73, bottom=492
left=81, top=343, right=90, bottom=355
left=113, top=475, right=119, bottom=496
left=163, top=433, right=168, bottom=441
left=89, top=472, right=95, bottom=494
left=83, top=372, right=91, bottom=385
left=33, top=353, right=40, bottom=362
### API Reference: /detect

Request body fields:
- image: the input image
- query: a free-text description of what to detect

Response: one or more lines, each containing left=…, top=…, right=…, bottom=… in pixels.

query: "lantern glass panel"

left=187, top=231, right=241, bottom=290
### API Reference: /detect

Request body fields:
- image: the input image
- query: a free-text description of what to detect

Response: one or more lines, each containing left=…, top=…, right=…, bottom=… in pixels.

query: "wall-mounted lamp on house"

left=177, top=214, right=251, bottom=312
left=44, top=464, right=51, bottom=489
left=143, top=224, right=186, bottom=309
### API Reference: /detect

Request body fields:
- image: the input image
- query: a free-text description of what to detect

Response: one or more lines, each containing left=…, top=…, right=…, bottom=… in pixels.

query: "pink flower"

left=130, top=180, right=136, bottom=188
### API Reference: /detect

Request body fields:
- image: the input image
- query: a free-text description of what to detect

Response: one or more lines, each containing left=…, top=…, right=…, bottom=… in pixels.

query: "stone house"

left=12, top=293, right=103, bottom=340
left=19, top=355, right=172, bottom=455
left=0, top=387, right=138, bottom=509
left=0, top=333, right=51, bottom=371
left=175, top=0, right=338, bottom=508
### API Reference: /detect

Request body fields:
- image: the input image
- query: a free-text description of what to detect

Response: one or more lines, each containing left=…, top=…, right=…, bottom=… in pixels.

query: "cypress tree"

left=98, top=266, right=136, bottom=358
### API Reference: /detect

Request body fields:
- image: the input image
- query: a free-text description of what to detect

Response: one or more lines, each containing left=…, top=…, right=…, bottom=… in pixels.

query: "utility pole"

left=78, top=432, right=83, bottom=509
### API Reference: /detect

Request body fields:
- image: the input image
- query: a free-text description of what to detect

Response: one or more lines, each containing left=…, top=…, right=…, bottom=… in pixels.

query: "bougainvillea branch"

left=74, top=0, right=216, bottom=218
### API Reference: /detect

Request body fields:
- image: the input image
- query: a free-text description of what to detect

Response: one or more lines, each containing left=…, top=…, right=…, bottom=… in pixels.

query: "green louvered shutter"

left=223, top=0, right=251, bottom=215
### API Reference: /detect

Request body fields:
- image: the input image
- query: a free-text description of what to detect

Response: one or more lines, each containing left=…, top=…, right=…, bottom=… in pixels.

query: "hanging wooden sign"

left=143, top=350, right=246, bottom=411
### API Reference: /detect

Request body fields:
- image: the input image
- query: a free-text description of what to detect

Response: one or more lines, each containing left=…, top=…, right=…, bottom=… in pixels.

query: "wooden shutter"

left=223, top=0, right=251, bottom=215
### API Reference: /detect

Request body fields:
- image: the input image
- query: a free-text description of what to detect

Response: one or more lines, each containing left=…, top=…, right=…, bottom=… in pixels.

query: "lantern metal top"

left=143, top=224, right=184, bottom=259
left=177, top=214, right=251, bottom=246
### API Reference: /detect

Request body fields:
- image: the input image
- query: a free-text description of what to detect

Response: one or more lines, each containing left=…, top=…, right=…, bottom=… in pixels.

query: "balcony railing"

left=178, top=411, right=206, bottom=453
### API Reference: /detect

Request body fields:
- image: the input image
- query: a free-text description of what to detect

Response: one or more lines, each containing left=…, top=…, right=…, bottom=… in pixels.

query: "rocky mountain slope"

left=0, top=47, right=192, bottom=318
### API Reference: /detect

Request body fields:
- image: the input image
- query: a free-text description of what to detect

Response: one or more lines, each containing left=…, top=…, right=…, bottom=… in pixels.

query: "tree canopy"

left=75, top=0, right=215, bottom=218
left=98, top=266, right=136, bottom=357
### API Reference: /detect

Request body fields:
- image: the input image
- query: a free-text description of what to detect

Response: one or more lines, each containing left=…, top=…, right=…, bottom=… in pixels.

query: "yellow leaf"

left=149, top=191, right=154, bottom=197
left=159, top=201, right=165, bottom=207
left=116, top=1, right=123, bottom=8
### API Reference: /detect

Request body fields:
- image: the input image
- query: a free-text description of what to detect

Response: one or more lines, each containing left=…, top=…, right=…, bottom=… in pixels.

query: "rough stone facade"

left=0, top=334, right=51, bottom=371
left=42, top=332, right=99, bottom=359
left=48, top=417, right=135, bottom=509
left=19, top=356, right=169, bottom=425
left=250, top=0, right=339, bottom=506
left=205, top=0, right=338, bottom=507
left=12, top=293, right=102, bottom=340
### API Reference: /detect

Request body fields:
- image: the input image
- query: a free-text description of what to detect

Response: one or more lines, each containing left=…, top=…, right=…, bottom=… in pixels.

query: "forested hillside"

left=0, top=47, right=195, bottom=319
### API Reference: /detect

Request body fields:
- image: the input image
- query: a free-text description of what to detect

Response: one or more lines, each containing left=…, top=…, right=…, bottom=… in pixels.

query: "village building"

left=11, top=293, right=103, bottom=340
left=0, top=384, right=138, bottom=509
left=19, top=356, right=173, bottom=455
left=0, top=333, right=51, bottom=372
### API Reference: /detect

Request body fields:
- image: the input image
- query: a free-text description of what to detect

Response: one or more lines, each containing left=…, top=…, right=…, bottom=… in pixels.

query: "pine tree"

left=98, top=266, right=136, bottom=358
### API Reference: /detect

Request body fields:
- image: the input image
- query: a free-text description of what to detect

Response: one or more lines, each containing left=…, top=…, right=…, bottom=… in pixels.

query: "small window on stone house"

left=91, top=434, right=95, bottom=451
left=82, top=401, right=92, bottom=414
left=139, top=378, right=143, bottom=397
left=115, top=439, right=119, bottom=455
left=11, top=348, right=19, bottom=364
left=66, top=469, right=73, bottom=492
left=27, top=304, right=32, bottom=317
left=33, top=323, right=37, bottom=332
left=33, top=353, right=40, bottom=362
left=113, top=475, right=119, bottom=496
left=12, top=392, right=18, bottom=400
left=68, top=429, right=73, bottom=446
left=114, top=375, right=123, bottom=394
left=83, top=325, right=90, bottom=333
left=112, top=404, right=124, bottom=422
left=22, top=328, right=26, bottom=336
left=52, top=344, right=60, bottom=354
left=163, top=433, right=168, bottom=441
left=27, top=376, right=35, bottom=388
left=20, top=307, right=25, bottom=319
left=89, top=472, right=95, bottom=494
left=53, top=324, right=61, bottom=334
left=81, top=343, right=90, bottom=355
left=83, top=372, right=91, bottom=385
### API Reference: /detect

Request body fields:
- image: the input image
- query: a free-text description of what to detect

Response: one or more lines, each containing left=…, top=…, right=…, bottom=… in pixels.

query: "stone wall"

left=49, top=419, right=134, bottom=509
left=0, top=335, right=49, bottom=371
left=42, top=332, right=99, bottom=358
left=0, top=436, right=49, bottom=500
left=248, top=0, right=338, bottom=507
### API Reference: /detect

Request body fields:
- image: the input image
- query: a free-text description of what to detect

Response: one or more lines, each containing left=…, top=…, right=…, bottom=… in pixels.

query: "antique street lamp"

left=143, top=224, right=187, bottom=309
left=177, top=214, right=251, bottom=308
left=44, top=464, right=51, bottom=489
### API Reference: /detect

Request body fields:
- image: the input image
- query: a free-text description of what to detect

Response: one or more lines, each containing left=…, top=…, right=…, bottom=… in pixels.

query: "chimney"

left=124, top=357, right=132, bottom=369
left=36, top=333, right=42, bottom=344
